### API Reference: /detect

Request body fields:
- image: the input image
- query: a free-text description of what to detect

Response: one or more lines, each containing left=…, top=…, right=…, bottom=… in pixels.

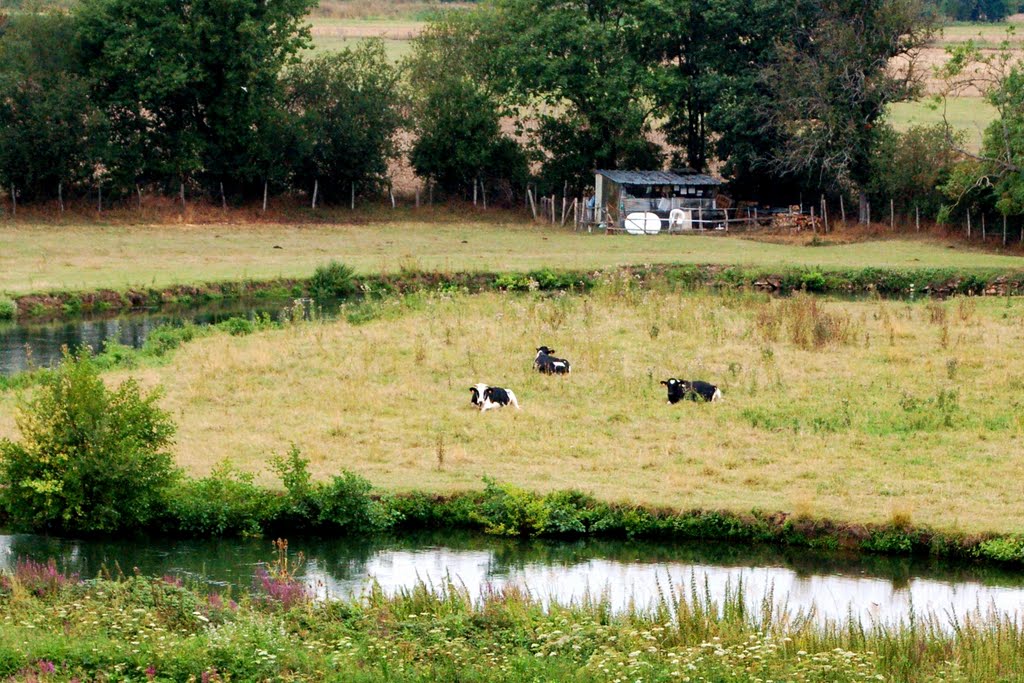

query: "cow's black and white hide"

left=534, top=346, right=571, bottom=375
left=661, top=378, right=722, bottom=404
left=480, top=385, right=520, bottom=412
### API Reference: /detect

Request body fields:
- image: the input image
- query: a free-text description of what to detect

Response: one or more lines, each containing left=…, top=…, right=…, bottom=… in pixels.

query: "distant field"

left=4, top=289, right=1022, bottom=535
left=887, top=96, right=997, bottom=149
left=3, top=218, right=1023, bottom=296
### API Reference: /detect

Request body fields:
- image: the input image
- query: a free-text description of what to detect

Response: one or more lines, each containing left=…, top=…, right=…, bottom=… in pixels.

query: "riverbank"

left=6, top=260, right=1024, bottom=321
left=0, top=556, right=1018, bottom=682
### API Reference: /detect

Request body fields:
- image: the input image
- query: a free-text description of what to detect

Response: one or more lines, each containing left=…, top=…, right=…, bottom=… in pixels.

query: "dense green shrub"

left=0, top=349, right=177, bottom=533
left=164, top=461, right=278, bottom=537
left=142, top=324, right=204, bottom=357
left=0, top=298, right=16, bottom=320
left=216, top=316, right=255, bottom=336
left=976, top=536, right=1024, bottom=563
left=309, top=261, right=357, bottom=299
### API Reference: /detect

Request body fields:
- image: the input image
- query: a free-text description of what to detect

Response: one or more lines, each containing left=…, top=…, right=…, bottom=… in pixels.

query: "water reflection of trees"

left=3, top=531, right=1023, bottom=592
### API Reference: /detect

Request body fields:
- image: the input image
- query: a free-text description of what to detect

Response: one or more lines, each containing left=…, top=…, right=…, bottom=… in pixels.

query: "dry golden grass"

left=4, top=216, right=1024, bottom=296
left=4, top=289, right=1019, bottom=534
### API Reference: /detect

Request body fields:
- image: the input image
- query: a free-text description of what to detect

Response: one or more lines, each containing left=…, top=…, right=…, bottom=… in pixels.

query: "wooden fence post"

left=982, top=213, right=986, bottom=240
left=915, top=205, right=920, bottom=232
left=473, top=180, right=477, bottom=207
left=839, top=195, right=845, bottom=224
left=527, top=188, right=537, bottom=220
left=1003, top=213, right=1008, bottom=246
left=58, top=182, right=64, bottom=213
left=311, top=179, right=318, bottom=209
left=389, top=182, right=396, bottom=209
left=97, top=183, right=101, bottom=213
left=262, top=181, right=268, bottom=213
left=481, top=180, right=487, bottom=210
left=350, top=181, right=355, bottom=210
left=180, top=181, right=186, bottom=211
left=137, top=183, right=143, bottom=211
left=967, top=212, right=971, bottom=239
left=10, top=185, right=14, bottom=217
left=220, top=182, right=227, bottom=210
left=890, top=199, right=894, bottom=230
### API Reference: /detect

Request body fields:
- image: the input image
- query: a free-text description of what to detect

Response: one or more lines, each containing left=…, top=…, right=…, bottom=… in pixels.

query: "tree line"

left=0, top=0, right=1021, bottom=226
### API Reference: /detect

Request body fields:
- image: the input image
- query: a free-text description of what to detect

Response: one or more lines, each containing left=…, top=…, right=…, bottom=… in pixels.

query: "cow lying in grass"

left=535, top=346, right=571, bottom=375
left=661, top=378, right=722, bottom=403
left=469, top=383, right=520, bottom=412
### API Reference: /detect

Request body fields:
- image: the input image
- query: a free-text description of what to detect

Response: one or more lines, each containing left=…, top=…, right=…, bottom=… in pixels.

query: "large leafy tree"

left=764, top=0, right=936, bottom=220
left=476, top=0, right=661, bottom=193
left=283, top=42, right=402, bottom=203
left=75, top=0, right=314, bottom=198
left=938, top=39, right=1024, bottom=229
left=406, top=16, right=529, bottom=199
left=0, top=13, right=100, bottom=200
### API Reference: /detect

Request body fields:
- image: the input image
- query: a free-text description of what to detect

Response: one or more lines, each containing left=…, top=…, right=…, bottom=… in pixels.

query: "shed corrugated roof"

left=596, top=169, right=721, bottom=186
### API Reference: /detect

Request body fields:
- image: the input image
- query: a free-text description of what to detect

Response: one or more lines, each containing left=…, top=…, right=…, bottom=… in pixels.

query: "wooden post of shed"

left=698, top=206, right=703, bottom=230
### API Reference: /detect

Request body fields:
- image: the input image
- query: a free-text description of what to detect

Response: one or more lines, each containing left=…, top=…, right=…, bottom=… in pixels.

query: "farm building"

left=593, top=169, right=723, bottom=234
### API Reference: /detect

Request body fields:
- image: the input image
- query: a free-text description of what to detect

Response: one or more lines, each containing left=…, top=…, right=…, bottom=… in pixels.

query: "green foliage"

left=0, top=349, right=177, bottom=533
left=309, top=261, right=357, bottom=299
left=869, top=124, right=962, bottom=218
left=0, top=13, right=100, bottom=201
left=283, top=42, right=402, bottom=201
left=142, top=324, right=204, bottom=357
left=216, top=316, right=255, bottom=337
left=164, top=461, right=277, bottom=537
left=977, top=536, right=1024, bottom=562
left=75, top=0, right=316, bottom=197
left=0, top=297, right=16, bottom=320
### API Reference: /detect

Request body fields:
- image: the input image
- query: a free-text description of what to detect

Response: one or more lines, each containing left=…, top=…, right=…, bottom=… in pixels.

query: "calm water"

left=2, top=532, right=1023, bottom=626
left=0, top=297, right=334, bottom=376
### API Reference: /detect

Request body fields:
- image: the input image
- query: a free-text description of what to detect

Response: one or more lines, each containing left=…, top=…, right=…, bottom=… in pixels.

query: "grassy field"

left=5, top=288, right=1022, bottom=535
left=887, top=96, right=997, bottom=150
left=3, top=219, right=1024, bottom=296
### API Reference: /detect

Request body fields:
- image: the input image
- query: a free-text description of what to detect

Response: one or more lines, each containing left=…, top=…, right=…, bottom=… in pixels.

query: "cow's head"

left=661, top=378, right=683, bottom=403
left=469, top=383, right=488, bottom=406
left=536, top=346, right=555, bottom=357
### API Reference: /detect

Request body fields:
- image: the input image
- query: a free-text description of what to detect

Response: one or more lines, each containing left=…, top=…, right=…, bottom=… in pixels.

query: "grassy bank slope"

left=2, top=569, right=1015, bottom=682
left=3, top=219, right=1023, bottom=296
left=5, top=288, right=1020, bottom=535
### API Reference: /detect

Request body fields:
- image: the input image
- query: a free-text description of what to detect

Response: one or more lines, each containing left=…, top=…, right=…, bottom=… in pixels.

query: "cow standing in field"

left=661, top=378, right=722, bottom=404
left=534, top=346, right=571, bottom=375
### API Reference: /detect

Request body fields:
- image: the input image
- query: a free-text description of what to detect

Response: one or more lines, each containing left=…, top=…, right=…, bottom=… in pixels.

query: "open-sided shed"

left=594, top=169, right=722, bottom=234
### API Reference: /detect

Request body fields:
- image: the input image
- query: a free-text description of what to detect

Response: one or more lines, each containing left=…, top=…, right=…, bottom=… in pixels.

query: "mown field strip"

left=4, top=221, right=1023, bottom=296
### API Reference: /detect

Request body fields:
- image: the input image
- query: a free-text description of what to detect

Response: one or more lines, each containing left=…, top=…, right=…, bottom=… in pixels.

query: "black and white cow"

left=534, top=346, right=571, bottom=375
left=661, top=378, right=722, bottom=404
left=480, top=385, right=520, bottom=412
